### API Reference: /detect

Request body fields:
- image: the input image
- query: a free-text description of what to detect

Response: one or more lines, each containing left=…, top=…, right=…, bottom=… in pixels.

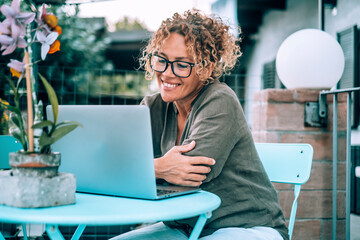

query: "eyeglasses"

left=149, top=54, right=195, bottom=78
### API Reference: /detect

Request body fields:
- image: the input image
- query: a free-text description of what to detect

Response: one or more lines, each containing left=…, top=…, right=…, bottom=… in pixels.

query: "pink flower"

left=0, top=19, right=11, bottom=35
left=0, top=0, right=35, bottom=39
left=0, top=33, right=26, bottom=55
left=8, top=58, right=25, bottom=78
left=8, top=58, right=25, bottom=72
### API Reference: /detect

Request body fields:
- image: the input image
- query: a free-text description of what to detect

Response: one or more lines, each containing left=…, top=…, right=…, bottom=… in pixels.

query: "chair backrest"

left=255, top=143, right=313, bottom=240
left=0, top=135, right=22, bottom=169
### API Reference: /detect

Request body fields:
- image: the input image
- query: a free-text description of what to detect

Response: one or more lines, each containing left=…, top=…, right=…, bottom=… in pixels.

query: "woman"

left=113, top=9, right=288, bottom=240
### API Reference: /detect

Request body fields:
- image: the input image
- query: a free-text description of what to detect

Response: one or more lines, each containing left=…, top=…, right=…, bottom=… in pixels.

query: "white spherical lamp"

left=276, top=29, right=345, bottom=89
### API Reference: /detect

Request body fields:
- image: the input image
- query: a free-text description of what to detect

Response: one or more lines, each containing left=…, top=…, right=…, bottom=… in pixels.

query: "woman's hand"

left=154, top=141, right=215, bottom=187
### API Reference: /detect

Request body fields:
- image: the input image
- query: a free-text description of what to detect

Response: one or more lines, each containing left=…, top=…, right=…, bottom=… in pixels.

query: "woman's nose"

left=162, top=63, right=176, bottom=77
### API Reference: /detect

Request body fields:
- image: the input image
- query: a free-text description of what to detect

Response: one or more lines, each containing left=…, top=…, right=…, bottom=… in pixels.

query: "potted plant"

left=0, top=0, right=82, bottom=208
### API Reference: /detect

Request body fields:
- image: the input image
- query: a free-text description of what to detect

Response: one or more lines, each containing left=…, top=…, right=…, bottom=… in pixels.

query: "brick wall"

left=251, top=89, right=347, bottom=240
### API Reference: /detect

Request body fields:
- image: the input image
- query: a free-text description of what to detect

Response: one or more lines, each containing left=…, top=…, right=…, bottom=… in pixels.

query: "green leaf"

left=5, top=77, right=17, bottom=95
left=38, top=131, right=53, bottom=148
left=51, top=124, right=81, bottom=143
left=9, top=112, right=22, bottom=129
left=39, top=124, right=81, bottom=148
left=56, top=121, right=83, bottom=128
left=9, top=127, right=27, bottom=150
left=38, top=73, right=59, bottom=124
left=32, top=120, right=54, bottom=129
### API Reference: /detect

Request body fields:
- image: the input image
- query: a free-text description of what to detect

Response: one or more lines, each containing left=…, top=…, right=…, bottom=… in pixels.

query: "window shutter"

left=337, top=25, right=360, bottom=128
left=262, top=59, right=284, bottom=89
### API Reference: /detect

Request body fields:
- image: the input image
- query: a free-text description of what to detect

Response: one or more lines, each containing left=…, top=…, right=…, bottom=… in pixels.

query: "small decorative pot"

left=1, top=151, right=76, bottom=208
left=9, top=152, right=61, bottom=178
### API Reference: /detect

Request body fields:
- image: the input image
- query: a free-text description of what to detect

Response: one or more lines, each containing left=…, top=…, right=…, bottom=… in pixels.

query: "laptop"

left=46, top=105, right=199, bottom=200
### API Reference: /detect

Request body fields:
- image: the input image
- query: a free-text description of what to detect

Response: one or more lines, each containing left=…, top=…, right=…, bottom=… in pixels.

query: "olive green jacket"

left=141, top=80, right=289, bottom=239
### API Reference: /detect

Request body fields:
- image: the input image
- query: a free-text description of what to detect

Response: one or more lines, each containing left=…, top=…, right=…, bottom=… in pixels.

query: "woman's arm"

left=182, top=89, right=248, bottom=183
left=154, top=141, right=215, bottom=187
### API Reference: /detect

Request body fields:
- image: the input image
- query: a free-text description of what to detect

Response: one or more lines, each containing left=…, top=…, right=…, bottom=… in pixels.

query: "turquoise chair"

left=255, top=143, right=313, bottom=240
left=0, top=135, right=22, bottom=169
left=0, top=135, right=22, bottom=238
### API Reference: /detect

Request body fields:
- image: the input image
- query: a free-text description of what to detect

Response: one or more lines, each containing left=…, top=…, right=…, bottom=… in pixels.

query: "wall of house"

left=252, top=88, right=347, bottom=240
left=243, top=0, right=360, bottom=135
left=242, top=1, right=360, bottom=239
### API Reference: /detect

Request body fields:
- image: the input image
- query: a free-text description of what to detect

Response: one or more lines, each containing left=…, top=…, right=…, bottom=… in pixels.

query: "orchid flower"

left=48, top=40, right=60, bottom=54
left=35, top=5, right=62, bottom=36
left=0, top=20, right=11, bottom=35
left=0, top=0, right=35, bottom=39
left=0, top=0, right=66, bottom=153
left=0, top=33, right=26, bottom=55
left=8, top=58, right=25, bottom=78
left=36, top=31, right=58, bottom=60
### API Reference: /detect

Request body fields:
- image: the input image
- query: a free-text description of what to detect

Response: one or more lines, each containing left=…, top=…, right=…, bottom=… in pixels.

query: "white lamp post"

left=276, top=28, right=345, bottom=90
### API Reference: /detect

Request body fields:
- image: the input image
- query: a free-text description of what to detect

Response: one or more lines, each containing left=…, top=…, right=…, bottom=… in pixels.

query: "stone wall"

left=251, top=89, right=347, bottom=240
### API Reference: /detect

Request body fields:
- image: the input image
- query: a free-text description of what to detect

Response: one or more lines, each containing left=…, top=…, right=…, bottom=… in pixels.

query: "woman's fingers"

left=181, top=180, right=203, bottom=187
left=191, top=165, right=211, bottom=174
left=186, top=173, right=207, bottom=182
left=155, top=141, right=216, bottom=187
left=189, top=156, right=215, bottom=166
left=176, top=140, right=196, bottom=153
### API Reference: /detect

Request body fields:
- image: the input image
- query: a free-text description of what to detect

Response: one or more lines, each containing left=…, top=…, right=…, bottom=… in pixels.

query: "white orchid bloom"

left=36, top=31, right=58, bottom=60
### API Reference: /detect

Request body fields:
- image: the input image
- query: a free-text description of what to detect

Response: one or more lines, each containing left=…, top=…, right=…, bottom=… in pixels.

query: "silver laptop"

left=46, top=105, right=199, bottom=200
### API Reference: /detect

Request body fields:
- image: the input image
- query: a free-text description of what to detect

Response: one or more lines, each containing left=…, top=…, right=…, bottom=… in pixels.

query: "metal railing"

left=319, top=87, right=360, bottom=240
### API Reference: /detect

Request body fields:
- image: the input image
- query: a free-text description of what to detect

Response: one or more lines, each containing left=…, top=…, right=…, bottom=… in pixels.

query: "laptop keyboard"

left=157, top=188, right=180, bottom=195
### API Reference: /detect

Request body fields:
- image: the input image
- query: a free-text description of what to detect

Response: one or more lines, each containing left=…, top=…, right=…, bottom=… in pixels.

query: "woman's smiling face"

left=155, top=33, right=203, bottom=107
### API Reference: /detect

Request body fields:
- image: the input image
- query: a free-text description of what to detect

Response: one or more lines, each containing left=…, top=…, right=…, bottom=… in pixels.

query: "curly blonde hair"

left=140, top=9, right=242, bottom=84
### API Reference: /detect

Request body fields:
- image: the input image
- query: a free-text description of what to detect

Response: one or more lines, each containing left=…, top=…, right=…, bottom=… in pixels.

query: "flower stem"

left=24, top=51, right=34, bottom=152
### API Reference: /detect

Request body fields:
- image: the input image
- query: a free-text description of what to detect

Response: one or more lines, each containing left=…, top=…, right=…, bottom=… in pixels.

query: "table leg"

left=45, top=225, right=65, bottom=240
left=22, top=224, right=28, bottom=240
left=71, top=224, right=87, bottom=240
left=188, top=212, right=212, bottom=240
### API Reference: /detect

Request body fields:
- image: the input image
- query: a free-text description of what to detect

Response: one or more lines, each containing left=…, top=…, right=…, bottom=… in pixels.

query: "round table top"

left=0, top=191, right=221, bottom=226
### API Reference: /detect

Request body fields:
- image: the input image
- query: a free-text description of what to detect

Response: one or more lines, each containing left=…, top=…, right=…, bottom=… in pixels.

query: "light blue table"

left=0, top=191, right=221, bottom=240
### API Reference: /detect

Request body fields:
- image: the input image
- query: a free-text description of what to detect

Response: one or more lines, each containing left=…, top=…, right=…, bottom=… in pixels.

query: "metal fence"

left=0, top=64, right=247, bottom=111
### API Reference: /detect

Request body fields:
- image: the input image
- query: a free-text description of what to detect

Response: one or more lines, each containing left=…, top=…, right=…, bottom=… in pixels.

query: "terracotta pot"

left=9, top=152, right=61, bottom=177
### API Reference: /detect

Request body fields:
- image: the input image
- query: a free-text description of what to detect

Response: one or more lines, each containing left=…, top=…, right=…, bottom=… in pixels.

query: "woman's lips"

left=162, top=80, right=180, bottom=89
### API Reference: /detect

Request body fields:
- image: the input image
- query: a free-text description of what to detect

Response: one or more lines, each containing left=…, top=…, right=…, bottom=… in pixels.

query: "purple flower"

left=8, top=58, right=25, bottom=78
left=0, top=0, right=35, bottom=38
left=0, top=19, right=11, bottom=35
left=0, top=33, right=26, bottom=55
left=36, top=30, right=58, bottom=60
left=34, top=5, right=52, bottom=35
left=8, top=58, right=25, bottom=73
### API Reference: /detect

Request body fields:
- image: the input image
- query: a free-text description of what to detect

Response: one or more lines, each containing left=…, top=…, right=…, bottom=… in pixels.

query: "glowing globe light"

left=276, top=29, right=345, bottom=89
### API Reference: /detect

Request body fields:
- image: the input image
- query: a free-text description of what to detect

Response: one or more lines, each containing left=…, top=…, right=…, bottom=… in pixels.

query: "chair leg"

left=288, top=185, right=301, bottom=240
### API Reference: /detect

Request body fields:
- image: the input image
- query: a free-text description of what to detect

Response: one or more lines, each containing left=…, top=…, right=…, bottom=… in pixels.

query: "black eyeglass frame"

left=149, top=54, right=195, bottom=78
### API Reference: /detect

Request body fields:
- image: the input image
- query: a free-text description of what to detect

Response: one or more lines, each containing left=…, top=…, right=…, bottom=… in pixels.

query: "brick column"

left=251, top=89, right=347, bottom=240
